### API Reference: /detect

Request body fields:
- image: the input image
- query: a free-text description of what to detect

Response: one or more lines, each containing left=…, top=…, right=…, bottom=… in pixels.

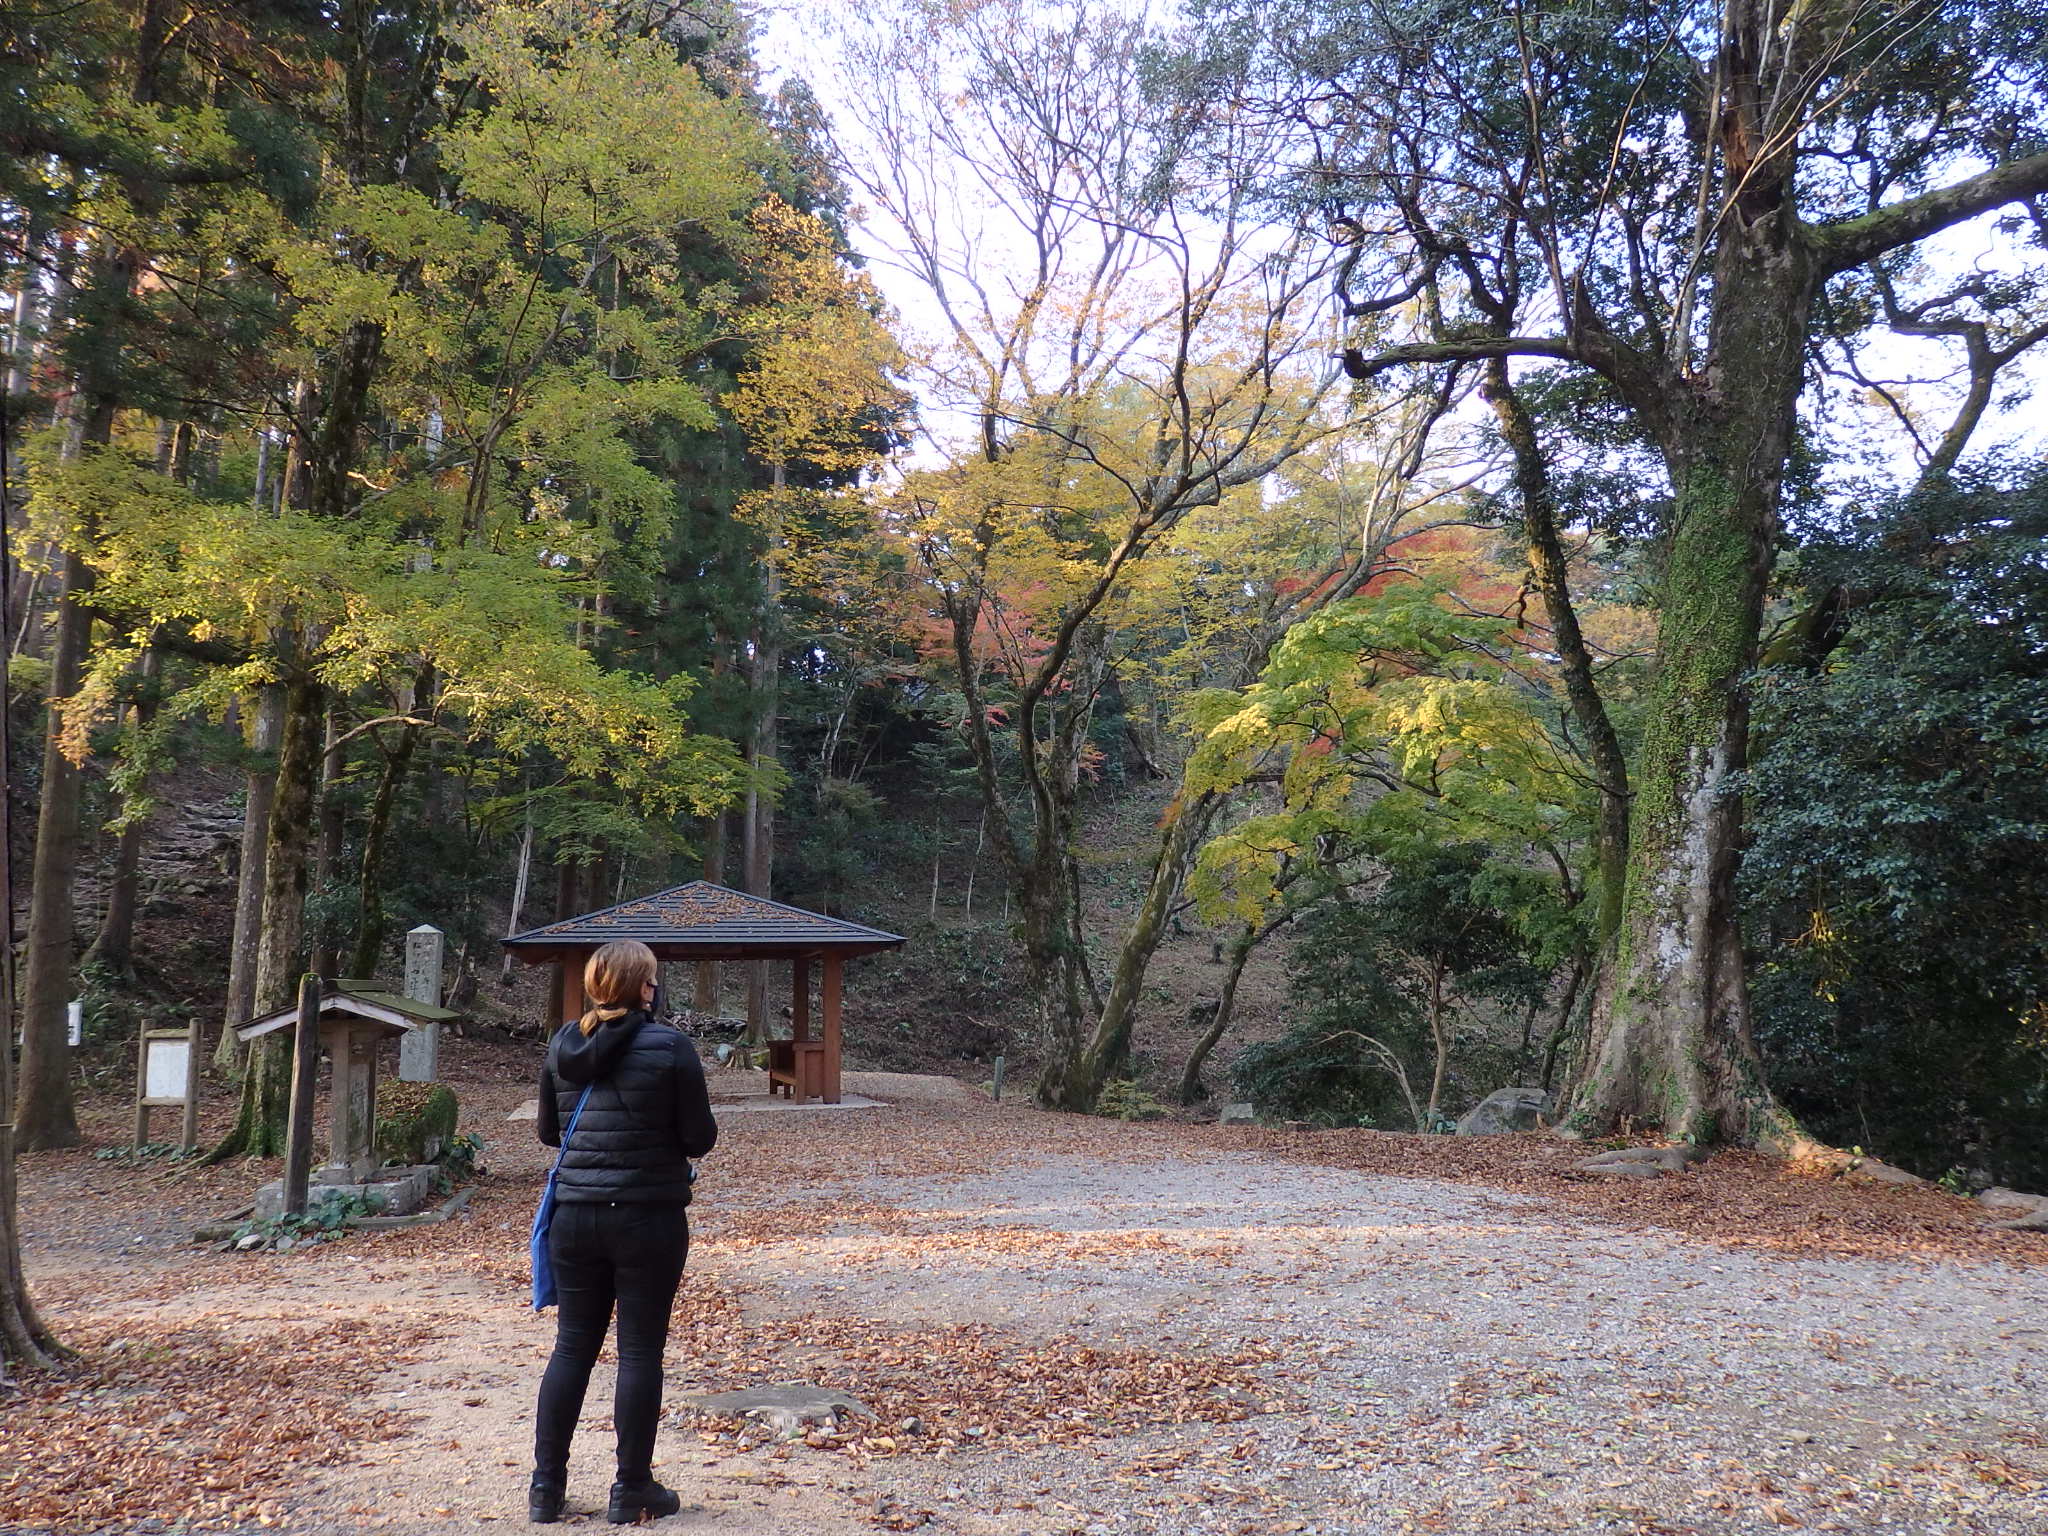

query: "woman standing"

left=530, top=940, right=718, bottom=1524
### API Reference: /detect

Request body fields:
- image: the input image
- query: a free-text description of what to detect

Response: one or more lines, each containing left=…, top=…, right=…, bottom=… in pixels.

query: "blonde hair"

left=578, top=940, right=658, bottom=1035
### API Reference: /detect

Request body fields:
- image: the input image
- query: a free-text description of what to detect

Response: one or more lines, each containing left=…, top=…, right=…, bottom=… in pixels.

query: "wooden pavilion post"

left=790, top=955, right=810, bottom=1041
left=549, top=957, right=572, bottom=1034
left=821, top=955, right=843, bottom=1104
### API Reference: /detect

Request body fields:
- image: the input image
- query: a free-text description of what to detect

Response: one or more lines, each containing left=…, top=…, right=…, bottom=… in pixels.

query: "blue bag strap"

left=551, top=1082, right=594, bottom=1173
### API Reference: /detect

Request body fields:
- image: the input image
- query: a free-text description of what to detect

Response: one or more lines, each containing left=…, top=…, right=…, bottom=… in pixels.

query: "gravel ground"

left=16, top=1079, right=2048, bottom=1536
left=730, top=1153, right=2048, bottom=1535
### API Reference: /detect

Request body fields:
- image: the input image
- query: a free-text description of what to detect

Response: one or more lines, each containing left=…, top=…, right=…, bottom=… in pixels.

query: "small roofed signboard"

left=237, top=984, right=458, bottom=1044
left=239, top=983, right=460, bottom=1185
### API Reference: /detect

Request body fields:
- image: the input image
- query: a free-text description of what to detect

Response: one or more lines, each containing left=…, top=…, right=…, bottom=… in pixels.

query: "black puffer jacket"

left=537, top=1010, right=718, bottom=1205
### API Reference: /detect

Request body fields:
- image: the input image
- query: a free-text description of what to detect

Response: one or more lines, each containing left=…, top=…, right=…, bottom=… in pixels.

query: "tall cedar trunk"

left=693, top=810, right=726, bottom=1012
left=85, top=644, right=163, bottom=976
left=17, top=178, right=146, bottom=1150
left=207, top=674, right=321, bottom=1161
left=4, top=223, right=43, bottom=397
left=1480, top=360, right=1631, bottom=940
left=348, top=721, right=421, bottom=977
left=299, top=11, right=392, bottom=970
left=19, top=6, right=178, bottom=1145
left=219, top=684, right=285, bottom=1068
left=15, top=499, right=105, bottom=1149
left=1566, top=214, right=1818, bottom=1151
left=745, top=503, right=783, bottom=1038
left=2, top=567, right=67, bottom=1373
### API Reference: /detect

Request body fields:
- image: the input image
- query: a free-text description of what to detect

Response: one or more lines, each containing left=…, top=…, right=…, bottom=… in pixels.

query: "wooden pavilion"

left=500, top=882, right=905, bottom=1104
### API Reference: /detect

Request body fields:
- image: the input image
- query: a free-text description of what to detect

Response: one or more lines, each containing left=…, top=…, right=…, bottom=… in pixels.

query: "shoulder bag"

left=529, top=1082, right=593, bottom=1312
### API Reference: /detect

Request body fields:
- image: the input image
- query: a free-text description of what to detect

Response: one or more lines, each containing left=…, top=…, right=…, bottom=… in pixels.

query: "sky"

left=750, top=2, right=2048, bottom=489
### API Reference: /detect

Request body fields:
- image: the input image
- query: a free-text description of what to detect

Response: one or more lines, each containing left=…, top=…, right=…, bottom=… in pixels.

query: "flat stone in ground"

left=683, top=1383, right=873, bottom=1422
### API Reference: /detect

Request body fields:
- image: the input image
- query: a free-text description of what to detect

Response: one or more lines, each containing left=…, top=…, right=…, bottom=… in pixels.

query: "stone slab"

left=253, top=1163, right=435, bottom=1221
left=681, top=1383, right=874, bottom=1428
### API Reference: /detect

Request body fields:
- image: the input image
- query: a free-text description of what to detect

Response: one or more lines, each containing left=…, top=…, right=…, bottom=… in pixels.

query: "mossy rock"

left=377, top=1081, right=459, bottom=1165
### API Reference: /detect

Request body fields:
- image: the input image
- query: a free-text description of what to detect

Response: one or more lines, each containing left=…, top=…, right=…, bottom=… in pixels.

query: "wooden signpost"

left=132, top=1018, right=203, bottom=1152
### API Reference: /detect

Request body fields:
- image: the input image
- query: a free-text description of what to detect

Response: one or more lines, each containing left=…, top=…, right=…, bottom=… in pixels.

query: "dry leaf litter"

left=11, top=1051, right=2046, bottom=1535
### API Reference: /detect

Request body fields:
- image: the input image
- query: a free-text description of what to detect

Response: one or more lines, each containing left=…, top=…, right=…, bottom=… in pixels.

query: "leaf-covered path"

left=14, top=1069, right=2047, bottom=1535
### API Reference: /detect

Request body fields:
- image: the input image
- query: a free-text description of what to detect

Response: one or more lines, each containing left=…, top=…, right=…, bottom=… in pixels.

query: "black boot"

left=528, top=1478, right=565, bottom=1524
left=606, top=1479, right=681, bottom=1524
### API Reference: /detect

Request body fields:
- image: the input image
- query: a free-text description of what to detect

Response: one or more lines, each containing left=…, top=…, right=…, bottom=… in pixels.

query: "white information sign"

left=144, top=1036, right=191, bottom=1103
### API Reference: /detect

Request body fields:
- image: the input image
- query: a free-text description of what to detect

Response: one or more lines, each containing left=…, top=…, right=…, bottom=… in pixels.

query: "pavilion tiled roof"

left=500, top=881, right=906, bottom=961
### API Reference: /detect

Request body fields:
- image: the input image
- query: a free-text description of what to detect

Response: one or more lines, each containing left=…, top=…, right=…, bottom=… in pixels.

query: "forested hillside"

left=6, top=0, right=2048, bottom=1378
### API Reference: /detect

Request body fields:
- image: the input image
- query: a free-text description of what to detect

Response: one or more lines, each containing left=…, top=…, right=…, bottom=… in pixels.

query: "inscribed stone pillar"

left=400, top=923, right=444, bottom=1081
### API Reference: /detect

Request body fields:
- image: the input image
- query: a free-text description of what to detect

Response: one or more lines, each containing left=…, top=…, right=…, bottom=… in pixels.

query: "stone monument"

left=400, top=924, right=444, bottom=1082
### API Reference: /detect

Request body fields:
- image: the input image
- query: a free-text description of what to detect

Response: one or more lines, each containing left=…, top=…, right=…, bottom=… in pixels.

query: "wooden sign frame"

left=133, top=1021, right=203, bottom=1151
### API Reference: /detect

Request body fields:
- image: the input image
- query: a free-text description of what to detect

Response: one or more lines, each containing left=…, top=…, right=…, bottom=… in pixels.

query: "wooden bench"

left=766, top=1038, right=827, bottom=1102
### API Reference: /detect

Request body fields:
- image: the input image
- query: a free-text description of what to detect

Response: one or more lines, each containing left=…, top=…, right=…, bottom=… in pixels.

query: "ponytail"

left=577, top=940, right=658, bottom=1035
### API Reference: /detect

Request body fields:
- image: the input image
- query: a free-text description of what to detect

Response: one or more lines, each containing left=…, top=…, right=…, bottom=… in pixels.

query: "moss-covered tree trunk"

left=1070, top=789, right=1222, bottom=1103
left=218, top=684, right=285, bottom=1070
left=1566, top=217, right=1819, bottom=1152
left=207, top=673, right=321, bottom=1161
left=1022, top=820, right=1093, bottom=1111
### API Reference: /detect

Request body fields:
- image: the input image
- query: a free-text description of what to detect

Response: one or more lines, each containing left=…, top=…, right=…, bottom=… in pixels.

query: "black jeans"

left=533, top=1200, right=689, bottom=1488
